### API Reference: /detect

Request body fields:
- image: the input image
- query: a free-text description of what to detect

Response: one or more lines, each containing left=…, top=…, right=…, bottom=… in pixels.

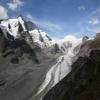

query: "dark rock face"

left=54, top=43, right=60, bottom=53
left=0, top=76, right=6, bottom=86
left=39, top=34, right=44, bottom=42
left=82, top=36, right=89, bottom=43
left=10, top=57, right=19, bottom=64
left=25, top=21, right=38, bottom=31
left=43, top=38, right=100, bottom=100
left=46, top=35, right=52, bottom=41
left=18, top=22, right=24, bottom=33
left=0, top=28, right=7, bottom=53
left=8, top=24, right=11, bottom=30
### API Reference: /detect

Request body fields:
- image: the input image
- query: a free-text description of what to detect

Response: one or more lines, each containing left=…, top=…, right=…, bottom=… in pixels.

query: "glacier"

left=36, top=35, right=82, bottom=99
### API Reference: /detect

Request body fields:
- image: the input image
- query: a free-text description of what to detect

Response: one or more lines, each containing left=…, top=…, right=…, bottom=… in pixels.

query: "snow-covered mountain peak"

left=0, top=17, right=57, bottom=49
left=0, top=16, right=27, bottom=37
left=29, top=29, right=56, bottom=47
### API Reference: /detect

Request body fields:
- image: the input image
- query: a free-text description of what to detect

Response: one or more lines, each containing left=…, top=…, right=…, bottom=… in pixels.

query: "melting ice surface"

left=37, top=35, right=82, bottom=95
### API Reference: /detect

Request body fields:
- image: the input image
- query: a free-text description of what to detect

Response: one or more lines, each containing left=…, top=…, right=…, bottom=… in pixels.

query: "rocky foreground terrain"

left=0, top=16, right=100, bottom=100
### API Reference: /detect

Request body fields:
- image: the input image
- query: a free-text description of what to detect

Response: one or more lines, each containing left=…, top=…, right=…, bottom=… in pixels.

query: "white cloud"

left=26, top=14, right=63, bottom=33
left=89, top=18, right=99, bottom=25
left=7, top=0, right=23, bottom=11
left=78, top=5, right=86, bottom=11
left=63, top=35, right=81, bottom=42
left=0, top=5, right=8, bottom=19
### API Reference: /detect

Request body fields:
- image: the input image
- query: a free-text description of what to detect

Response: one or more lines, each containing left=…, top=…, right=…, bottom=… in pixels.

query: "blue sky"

left=0, top=0, right=100, bottom=38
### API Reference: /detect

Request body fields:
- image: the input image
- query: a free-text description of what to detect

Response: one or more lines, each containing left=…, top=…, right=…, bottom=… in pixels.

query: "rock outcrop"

left=0, top=29, right=7, bottom=53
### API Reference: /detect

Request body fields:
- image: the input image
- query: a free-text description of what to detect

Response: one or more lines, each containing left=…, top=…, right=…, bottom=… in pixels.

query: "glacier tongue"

left=36, top=36, right=82, bottom=97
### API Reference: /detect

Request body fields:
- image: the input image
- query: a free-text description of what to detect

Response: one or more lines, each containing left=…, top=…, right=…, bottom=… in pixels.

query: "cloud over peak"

left=89, top=18, right=99, bottom=25
left=7, top=0, right=23, bottom=11
left=0, top=5, right=8, bottom=19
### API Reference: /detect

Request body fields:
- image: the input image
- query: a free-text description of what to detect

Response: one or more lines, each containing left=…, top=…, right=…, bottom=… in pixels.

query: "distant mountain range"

left=0, top=16, right=100, bottom=100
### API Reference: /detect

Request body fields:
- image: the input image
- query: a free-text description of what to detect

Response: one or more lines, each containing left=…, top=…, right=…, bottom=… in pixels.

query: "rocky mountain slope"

left=43, top=33, right=100, bottom=100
